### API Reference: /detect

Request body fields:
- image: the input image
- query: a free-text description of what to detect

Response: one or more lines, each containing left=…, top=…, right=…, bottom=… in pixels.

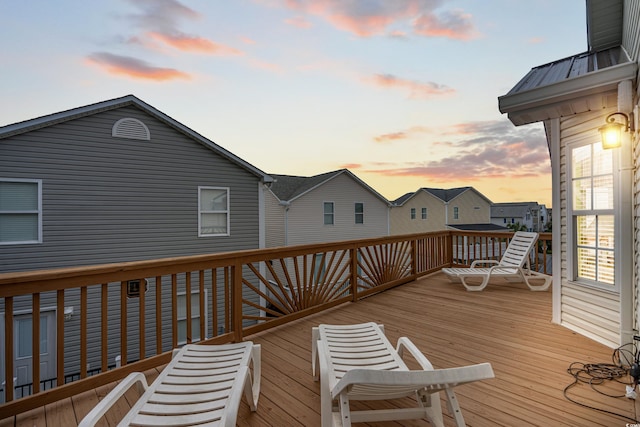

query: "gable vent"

left=112, top=118, right=150, bottom=140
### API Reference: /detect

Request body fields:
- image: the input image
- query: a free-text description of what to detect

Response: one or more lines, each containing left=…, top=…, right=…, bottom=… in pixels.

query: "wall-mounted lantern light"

left=599, top=112, right=633, bottom=149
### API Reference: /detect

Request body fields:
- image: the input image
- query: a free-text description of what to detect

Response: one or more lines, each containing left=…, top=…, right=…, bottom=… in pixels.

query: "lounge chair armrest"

left=396, top=337, right=434, bottom=371
left=470, top=259, right=499, bottom=268
left=332, top=363, right=495, bottom=398
left=78, top=372, right=149, bottom=427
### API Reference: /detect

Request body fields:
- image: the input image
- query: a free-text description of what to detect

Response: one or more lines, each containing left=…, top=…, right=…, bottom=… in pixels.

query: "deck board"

left=3, top=273, right=637, bottom=426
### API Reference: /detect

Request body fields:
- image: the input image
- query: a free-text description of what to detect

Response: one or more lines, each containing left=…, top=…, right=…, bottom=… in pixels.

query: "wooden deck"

left=3, top=272, right=638, bottom=426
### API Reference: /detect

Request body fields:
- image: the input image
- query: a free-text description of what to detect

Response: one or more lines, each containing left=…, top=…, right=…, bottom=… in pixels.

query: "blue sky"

left=0, top=0, right=588, bottom=206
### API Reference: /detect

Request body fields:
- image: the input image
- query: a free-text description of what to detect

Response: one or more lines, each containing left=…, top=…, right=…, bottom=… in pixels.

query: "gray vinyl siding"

left=0, top=104, right=263, bottom=387
left=558, top=111, right=622, bottom=348
left=0, top=106, right=261, bottom=272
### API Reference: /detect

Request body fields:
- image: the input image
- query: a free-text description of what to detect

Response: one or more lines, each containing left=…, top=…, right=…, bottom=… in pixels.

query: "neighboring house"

left=491, top=202, right=548, bottom=231
left=499, top=0, right=639, bottom=348
left=0, top=95, right=273, bottom=397
left=265, top=169, right=391, bottom=247
left=390, top=187, right=498, bottom=234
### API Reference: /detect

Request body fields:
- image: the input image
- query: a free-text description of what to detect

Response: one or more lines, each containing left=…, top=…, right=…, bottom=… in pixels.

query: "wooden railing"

left=0, top=230, right=550, bottom=419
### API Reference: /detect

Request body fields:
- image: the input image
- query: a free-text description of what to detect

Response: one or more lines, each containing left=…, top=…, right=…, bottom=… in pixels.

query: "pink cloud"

left=413, top=9, right=477, bottom=40
left=339, top=163, right=362, bottom=169
left=375, top=132, right=409, bottom=143
left=368, top=73, right=455, bottom=98
left=147, top=31, right=243, bottom=55
left=241, top=36, right=257, bottom=45
left=278, top=0, right=478, bottom=39
left=122, top=0, right=242, bottom=56
left=362, top=120, right=550, bottom=181
left=374, top=126, right=429, bottom=143
left=285, top=15, right=313, bottom=28
left=86, top=52, right=190, bottom=81
left=528, top=36, right=545, bottom=44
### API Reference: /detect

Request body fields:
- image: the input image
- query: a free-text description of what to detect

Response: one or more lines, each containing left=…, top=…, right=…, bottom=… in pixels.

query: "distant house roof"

left=0, top=94, right=273, bottom=183
left=447, top=224, right=510, bottom=232
left=269, top=169, right=390, bottom=205
left=393, top=187, right=492, bottom=206
left=498, top=0, right=637, bottom=127
left=491, top=202, right=540, bottom=218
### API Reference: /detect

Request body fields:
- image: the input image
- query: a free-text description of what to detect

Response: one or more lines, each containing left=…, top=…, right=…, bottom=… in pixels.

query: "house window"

left=421, top=208, right=427, bottom=219
left=453, top=207, right=459, bottom=220
left=0, top=179, right=42, bottom=244
left=570, top=142, right=615, bottom=286
left=354, top=202, right=364, bottom=224
left=323, top=202, right=334, bottom=225
left=177, top=291, right=207, bottom=345
left=410, top=208, right=416, bottom=219
left=198, top=187, right=229, bottom=236
left=503, top=218, right=507, bottom=224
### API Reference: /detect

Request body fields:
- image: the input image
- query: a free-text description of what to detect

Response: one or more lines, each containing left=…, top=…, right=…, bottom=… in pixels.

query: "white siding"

left=390, top=191, right=447, bottom=235
left=264, top=190, right=285, bottom=248
left=558, top=109, right=623, bottom=348
left=284, top=173, right=388, bottom=246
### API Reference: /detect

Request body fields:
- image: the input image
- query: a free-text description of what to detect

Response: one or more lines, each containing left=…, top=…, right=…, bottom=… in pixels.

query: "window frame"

left=323, top=201, right=335, bottom=225
left=410, top=208, right=416, bottom=220
left=567, top=139, right=618, bottom=291
left=354, top=202, right=364, bottom=224
left=198, top=186, right=230, bottom=237
left=0, top=178, right=42, bottom=245
left=421, top=207, right=427, bottom=220
left=453, top=206, right=459, bottom=220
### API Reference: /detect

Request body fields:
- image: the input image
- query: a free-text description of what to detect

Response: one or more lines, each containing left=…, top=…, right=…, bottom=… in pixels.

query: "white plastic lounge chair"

left=312, top=322, right=494, bottom=427
left=78, top=342, right=261, bottom=427
left=442, top=231, right=551, bottom=291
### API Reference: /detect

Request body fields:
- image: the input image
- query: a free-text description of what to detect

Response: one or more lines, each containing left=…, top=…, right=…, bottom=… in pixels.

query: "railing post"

left=350, top=247, right=358, bottom=302
left=4, top=297, right=13, bottom=402
left=232, top=262, right=244, bottom=342
left=411, top=238, right=417, bottom=276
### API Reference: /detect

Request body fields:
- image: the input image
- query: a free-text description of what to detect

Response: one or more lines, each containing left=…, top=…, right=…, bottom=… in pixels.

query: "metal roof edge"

left=499, top=60, right=637, bottom=115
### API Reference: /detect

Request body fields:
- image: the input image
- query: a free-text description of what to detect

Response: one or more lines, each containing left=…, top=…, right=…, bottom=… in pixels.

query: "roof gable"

left=0, top=95, right=272, bottom=182
left=392, top=186, right=492, bottom=206
left=269, top=169, right=390, bottom=205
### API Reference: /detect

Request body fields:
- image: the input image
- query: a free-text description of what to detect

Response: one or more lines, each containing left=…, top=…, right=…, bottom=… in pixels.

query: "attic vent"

left=112, top=118, right=150, bottom=140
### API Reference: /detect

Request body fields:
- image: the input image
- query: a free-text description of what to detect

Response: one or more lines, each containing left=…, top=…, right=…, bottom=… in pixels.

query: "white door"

left=1, top=311, right=56, bottom=400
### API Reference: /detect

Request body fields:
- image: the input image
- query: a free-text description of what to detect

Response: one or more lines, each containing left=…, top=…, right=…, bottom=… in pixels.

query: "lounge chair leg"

left=339, top=392, right=353, bottom=427
left=460, top=275, right=490, bottom=291
left=523, top=274, right=552, bottom=291
left=418, top=390, right=445, bottom=427
left=444, top=388, right=466, bottom=427
left=244, top=344, right=261, bottom=411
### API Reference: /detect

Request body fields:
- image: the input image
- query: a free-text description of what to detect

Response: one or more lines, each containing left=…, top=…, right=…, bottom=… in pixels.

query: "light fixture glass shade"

left=599, top=120, right=624, bottom=149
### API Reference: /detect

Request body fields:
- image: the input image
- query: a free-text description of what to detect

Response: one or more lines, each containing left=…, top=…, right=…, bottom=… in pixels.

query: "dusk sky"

left=1, top=0, right=588, bottom=207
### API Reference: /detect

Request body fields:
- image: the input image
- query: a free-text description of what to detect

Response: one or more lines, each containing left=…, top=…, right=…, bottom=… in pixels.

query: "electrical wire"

left=563, top=342, right=639, bottom=423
